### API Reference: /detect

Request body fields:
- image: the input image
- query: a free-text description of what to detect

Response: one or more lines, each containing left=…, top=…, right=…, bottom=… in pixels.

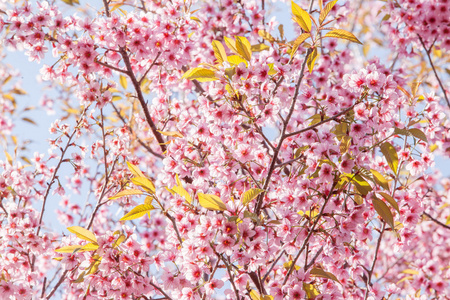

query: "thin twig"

left=423, top=212, right=450, bottom=230
left=364, top=223, right=386, bottom=300
left=283, top=182, right=336, bottom=285
left=417, top=35, right=450, bottom=109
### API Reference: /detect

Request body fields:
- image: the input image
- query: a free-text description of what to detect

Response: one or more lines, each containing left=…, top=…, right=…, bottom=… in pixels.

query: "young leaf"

left=372, top=195, right=395, bottom=230
left=307, top=48, right=319, bottom=73
left=181, top=67, right=218, bottom=82
left=120, top=204, right=154, bottom=221
left=227, top=55, right=248, bottom=66
left=131, top=177, right=156, bottom=194
left=378, top=192, right=399, bottom=213
left=157, top=130, right=184, bottom=138
left=67, top=226, right=98, bottom=243
left=119, top=75, right=127, bottom=89
left=345, top=173, right=372, bottom=196
left=408, top=128, right=428, bottom=143
left=241, top=188, right=264, bottom=205
left=251, top=44, right=270, bottom=52
left=323, top=29, right=362, bottom=44
left=258, top=30, right=275, bottom=43
left=109, top=189, right=143, bottom=200
left=224, top=36, right=239, bottom=55
left=112, top=234, right=127, bottom=248
left=235, top=36, right=252, bottom=61
left=211, top=40, right=227, bottom=64
left=370, top=169, right=390, bottom=191
left=303, top=283, right=320, bottom=298
left=55, top=244, right=95, bottom=253
left=127, top=162, right=145, bottom=178
left=319, top=0, right=338, bottom=24
left=172, top=185, right=192, bottom=203
left=291, top=1, right=312, bottom=32
left=380, top=142, right=399, bottom=174
left=291, top=33, right=310, bottom=58
left=198, top=193, right=227, bottom=211
left=310, top=267, right=340, bottom=283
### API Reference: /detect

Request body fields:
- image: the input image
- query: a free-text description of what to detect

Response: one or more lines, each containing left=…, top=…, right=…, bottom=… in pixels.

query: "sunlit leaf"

left=319, top=0, right=338, bottom=24
left=109, top=189, right=143, bottom=200
left=380, top=142, right=399, bottom=174
left=55, top=245, right=88, bottom=253
left=372, top=195, right=395, bottom=230
left=258, top=30, right=275, bottom=43
left=291, top=33, right=310, bottom=58
left=224, top=36, right=239, bottom=55
left=408, top=128, right=428, bottom=143
left=251, top=43, right=270, bottom=52
left=241, top=188, right=264, bottom=205
left=198, top=193, right=227, bottom=211
left=157, top=130, right=184, bottom=138
left=307, top=48, right=319, bottom=73
left=131, top=177, right=155, bottom=194
left=112, top=234, right=127, bottom=248
left=303, top=283, right=320, bottom=298
left=378, top=192, right=399, bottom=213
left=370, top=169, right=390, bottom=191
left=292, top=1, right=312, bottom=32
left=323, top=29, right=362, bottom=44
left=345, top=173, right=372, bottom=196
left=119, top=75, right=127, bottom=89
left=212, top=40, right=227, bottom=64
left=127, top=162, right=145, bottom=178
left=310, top=267, right=340, bottom=283
left=227, top=55, right=247, bottom=66
left=67, top=226, right=97, bottom=243
left=235, top=36, right=252, bottom=61
left=120, top=204, right=154, bottom=221
left=181, top=67, right=218, bottom=82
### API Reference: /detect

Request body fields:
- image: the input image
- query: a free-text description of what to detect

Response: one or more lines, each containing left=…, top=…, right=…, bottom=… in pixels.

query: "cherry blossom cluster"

left=0, top=0, right=450, bottom=299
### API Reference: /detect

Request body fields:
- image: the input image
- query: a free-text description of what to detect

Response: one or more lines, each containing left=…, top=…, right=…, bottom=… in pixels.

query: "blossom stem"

left=363, top=223, right=386, bottom=300
left=423, top=212, right=450, bottom=230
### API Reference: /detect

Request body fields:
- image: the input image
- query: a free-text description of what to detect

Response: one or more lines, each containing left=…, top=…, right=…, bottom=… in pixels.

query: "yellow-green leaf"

left=292, top=1, right=312, bottom=32
left=345, top=173, right=372, bottom=196
left=131, top=177, right=155, bottom=194
left=127, top=162, right=145, bottom=178
left=291, top=33, right=310, bottom=58
left=55, top=244, right=91, bottom=253
left=212, top=40, right=227, bottom=64
left=227, top=55, right=248, bottom=66
left=380, top=142, right=399, bottom=174
left=408, top=128, right=428, bottom=143
left=198, top=193, right=227, bottom=211
left=283, top=261, right=300, bottom=270
left=323, top=29, right=362, bottom=44
left=251, top=43, right=270, bottom=52
left=319, top=0, right=337, bottom=24
left=241, top=188, right=264, bottom=205
left=258, top=30, right=275, bottom=43
left=303, top=283, right=320, bottom=298
left=370, top=169, right=390, bottom=191
left=67, top=226, right=97, bottom=243
left=119, top=75, right=127, bottom=89
left=80, top=242, right=99, bottom=251
left=378, top=192, right=399, bottom=213
left=372, top=195, right=395, bottom=230
left=307, top=48, right=319, bottom=73
left=4, top=151, right=12, bottom=165
left=120, top=204, right=154, bottom=221
left=235, top=36, right=252, bottom=61
left=173, top=185, right=192, bottom=203
left=109, top=189, right=143, bottom=200
left=157, top=130, right=184, bottom=138
left=112, top=234, right=126, bottom=248
left=310, top=267, right=340, bottom=283
left=401, top=269, right=419, bottom=275
left=181, top=67, right=218, bottom=82
left=224, top=36, right=239, bottom=55
left=249, top=290, right=273, bottom=300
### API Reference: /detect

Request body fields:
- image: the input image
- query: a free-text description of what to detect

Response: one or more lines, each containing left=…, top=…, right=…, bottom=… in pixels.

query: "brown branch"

left=423, top=212, right=450, bottom=230
left=283, top=182, right=336, bottom=285
left=417, top=35, right=450, bottom=109
left=364, top=223, right=386, bottom=300
left=120, top=48, right=167, bottom=154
